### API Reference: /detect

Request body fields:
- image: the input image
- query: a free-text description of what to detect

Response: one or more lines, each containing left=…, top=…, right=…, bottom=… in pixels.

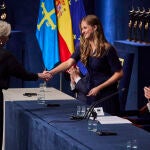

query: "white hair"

left=0, top=20, right=11, bottom=36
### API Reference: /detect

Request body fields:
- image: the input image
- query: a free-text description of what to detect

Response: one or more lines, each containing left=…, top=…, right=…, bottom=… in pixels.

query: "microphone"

left=70, top=110, right=97, bottom=120
left=70, top=88, right=125, bottom=120
left=85, top=88, right=125, bottom=119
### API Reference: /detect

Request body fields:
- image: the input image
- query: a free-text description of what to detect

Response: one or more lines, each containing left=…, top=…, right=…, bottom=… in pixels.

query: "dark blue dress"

left=71, top=45, right=122, bottom=115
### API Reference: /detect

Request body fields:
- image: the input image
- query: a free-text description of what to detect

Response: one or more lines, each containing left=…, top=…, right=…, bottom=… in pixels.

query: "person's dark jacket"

left=0, top=48, right=38, bottom=89
left=75, top=74, right=89, bottom=103
left=0, top=47, right=39, bottom=148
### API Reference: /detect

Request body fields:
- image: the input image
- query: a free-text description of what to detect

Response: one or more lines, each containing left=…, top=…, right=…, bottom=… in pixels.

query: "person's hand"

left=144, top=86, right=150, bottom=100
left=87, top=86, right=100, bottom=96
left=42, top=70, right=53, bottom=81
left=67, top=66, right=75, bottom=75
left=37, top=72, right=51, bottom=81
left=68, top=66, right=80, bottom=81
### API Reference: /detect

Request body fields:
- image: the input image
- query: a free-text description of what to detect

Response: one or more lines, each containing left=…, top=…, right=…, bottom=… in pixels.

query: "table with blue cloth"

left=5, top=88, right=150, bottom=150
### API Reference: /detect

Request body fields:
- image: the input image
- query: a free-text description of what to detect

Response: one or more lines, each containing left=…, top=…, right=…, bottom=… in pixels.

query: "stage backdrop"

left=5, top=0, right=95, bottom=90
left=5, top=0, right=150, bottom=96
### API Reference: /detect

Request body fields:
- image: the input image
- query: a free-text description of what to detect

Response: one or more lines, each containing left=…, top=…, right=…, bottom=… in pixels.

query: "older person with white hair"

left=0, top=20, right=11, bottom=46
left=0, top=20, right=50, bottom=149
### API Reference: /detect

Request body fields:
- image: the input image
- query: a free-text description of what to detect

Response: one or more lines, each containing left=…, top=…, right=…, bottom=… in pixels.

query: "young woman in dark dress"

left=44, top=15, right=123, bottom=115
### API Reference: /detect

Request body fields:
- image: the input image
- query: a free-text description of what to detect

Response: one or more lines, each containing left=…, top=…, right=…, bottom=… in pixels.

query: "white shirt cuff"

left=147, top=102, right=150, bottom=112
left=74, top=77, right=81, bottom=83
left=70, top=82, right=76, bottom=91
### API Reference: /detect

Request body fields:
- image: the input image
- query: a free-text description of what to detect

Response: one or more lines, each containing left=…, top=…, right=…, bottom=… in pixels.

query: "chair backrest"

left=117, top=51, right=134, bottom=112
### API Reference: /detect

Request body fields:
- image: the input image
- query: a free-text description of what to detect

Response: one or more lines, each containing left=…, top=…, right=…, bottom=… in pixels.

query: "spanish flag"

left=55, top=0, right=74, bottom=62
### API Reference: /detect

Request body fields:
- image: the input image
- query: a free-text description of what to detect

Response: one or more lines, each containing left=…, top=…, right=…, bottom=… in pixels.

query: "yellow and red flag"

left=55, top=0, right=74, bottom=62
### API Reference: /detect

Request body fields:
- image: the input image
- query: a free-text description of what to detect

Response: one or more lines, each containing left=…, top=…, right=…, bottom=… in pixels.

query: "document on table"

left=97, top=116, right=132, bottom=124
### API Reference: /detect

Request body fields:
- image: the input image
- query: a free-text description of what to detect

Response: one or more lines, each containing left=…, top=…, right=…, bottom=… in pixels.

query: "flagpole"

left=59, top=72, right=62, bottom=91
left=43, top=67, right=47, bottom=89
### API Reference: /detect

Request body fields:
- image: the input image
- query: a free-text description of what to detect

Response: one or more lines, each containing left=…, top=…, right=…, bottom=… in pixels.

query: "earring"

left=0, top=40, right=3, bottom=45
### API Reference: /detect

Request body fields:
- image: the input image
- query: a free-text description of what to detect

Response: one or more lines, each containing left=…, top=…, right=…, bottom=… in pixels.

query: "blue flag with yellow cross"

left=36, top=0, right=59, bottom=70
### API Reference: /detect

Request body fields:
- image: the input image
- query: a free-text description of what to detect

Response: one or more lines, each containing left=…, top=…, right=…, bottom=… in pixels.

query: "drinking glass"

left=126, top=141, right=131, bottom=150
left=88, top=119, right=98, bottom=132
left=126, top=139, right=138, bottom=150
left=77, top=106, right=86, bottom=116
left=132, top=139, right=138, bottom=149
left=37, top=83, right=46, bottom=105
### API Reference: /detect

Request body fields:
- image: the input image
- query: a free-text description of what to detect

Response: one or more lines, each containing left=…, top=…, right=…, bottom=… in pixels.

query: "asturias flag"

left=55, top=0, right=74, bottom=62
left=36, top=0, right=59, bottom=70
left=70, top=0, right=87, bottom=75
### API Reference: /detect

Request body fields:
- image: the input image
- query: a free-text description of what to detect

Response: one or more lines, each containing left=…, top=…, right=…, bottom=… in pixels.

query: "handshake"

left=37, top=71, right=53, bottom=81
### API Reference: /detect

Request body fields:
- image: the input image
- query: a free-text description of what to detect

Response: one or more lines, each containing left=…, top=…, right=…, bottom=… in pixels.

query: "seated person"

left=68, top=66, right=89, bottom=104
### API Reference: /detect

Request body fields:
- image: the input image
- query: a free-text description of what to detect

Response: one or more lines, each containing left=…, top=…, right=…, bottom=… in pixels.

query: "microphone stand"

left=85, top=88, right=125, bottom=119
left=70, top=88, right=125, bottom=120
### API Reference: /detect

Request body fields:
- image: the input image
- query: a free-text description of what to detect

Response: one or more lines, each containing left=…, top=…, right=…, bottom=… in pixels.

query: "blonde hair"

left=0, top=20, right=11, bottom=36
left=79, top=15, right=109, bottom=65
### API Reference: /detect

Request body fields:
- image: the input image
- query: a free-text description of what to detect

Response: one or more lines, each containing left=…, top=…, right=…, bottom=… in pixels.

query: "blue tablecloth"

left=5, top=100, right=150, bottom=150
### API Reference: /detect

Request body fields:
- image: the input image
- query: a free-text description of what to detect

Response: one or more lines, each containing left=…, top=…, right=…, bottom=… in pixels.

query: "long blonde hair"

left=79, top=15, right=108, bottom=65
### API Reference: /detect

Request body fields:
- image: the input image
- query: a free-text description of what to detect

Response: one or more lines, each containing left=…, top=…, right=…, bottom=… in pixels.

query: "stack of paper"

left=97, top=116, right=132, bottom=124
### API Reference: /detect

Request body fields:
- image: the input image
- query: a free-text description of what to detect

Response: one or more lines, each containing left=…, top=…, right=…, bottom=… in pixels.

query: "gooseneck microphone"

left=70, top=88, right=126, bottom=120
left=85, top=88, right=126, bottom=119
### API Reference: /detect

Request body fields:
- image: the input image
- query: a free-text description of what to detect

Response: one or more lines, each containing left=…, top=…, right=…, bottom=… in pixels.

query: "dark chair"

left=117, top=51, right=134, bottom=112
left=123, top=104, right=150, bottom=132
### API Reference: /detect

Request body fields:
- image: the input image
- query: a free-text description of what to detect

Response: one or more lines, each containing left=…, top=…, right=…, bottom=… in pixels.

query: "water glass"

left=132, top=139, right=138, bottom=149
left=77, top=106, right=86, bottom=116
left=126, top=139, right=138, bottom=149
left=126, top=141, right=132, bottom=150
left=88, top=119, right=98, bottom=132
left=37, top=83, right=46, bottom=105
